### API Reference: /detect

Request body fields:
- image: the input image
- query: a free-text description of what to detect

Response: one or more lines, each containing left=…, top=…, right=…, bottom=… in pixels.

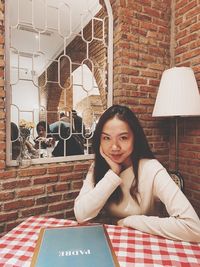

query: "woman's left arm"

left=118, top=166, right=200, bottom=242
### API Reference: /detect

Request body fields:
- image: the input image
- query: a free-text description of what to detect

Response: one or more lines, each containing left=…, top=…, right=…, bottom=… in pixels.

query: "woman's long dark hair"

left=36, top=121, right=51, bottom=136
left=92, top=104, right=154, bottom=204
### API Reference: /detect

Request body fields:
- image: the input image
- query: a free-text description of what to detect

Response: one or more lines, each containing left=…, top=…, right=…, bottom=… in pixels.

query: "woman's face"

left=37, top=125, right=46, bottom=137
left=100, top=117, right=134, bottom=168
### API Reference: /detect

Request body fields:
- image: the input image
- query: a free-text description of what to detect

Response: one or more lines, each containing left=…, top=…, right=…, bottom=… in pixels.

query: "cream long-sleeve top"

left=74, top=159, right=200, bottom=242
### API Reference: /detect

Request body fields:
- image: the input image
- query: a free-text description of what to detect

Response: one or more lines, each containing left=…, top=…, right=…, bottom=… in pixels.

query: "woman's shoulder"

left=137, top=159, right=166, bottom=188
left=139, top=158, right=165, bottom=176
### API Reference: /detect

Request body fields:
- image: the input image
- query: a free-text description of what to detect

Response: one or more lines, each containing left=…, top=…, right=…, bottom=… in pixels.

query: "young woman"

left=34, top=121, right=55, bottom=150
left=74, top=105, right=200, bottom=242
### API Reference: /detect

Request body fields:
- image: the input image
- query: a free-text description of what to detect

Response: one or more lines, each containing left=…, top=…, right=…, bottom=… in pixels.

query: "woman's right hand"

left=36, top=137, right=46, bottom=142
left=100, top=146, right=122, bottom=175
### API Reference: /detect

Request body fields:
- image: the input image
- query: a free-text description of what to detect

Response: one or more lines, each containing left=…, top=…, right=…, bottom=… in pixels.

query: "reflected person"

left=50, top=120, right=84, bottom=156
left=11, top=122, right=20, bottom=160
left=34, top=121, right=55, bottom=150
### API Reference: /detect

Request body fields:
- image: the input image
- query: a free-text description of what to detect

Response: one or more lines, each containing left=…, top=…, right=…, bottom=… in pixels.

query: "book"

left=30, top=224, right=120, bottom=267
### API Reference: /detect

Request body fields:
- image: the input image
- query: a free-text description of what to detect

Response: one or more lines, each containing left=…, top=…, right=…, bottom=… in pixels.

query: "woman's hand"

left=36, top=137, right=46, bottom=142
left=100, top=146, right=122, bottom=175
left=46, top=137, right=55, bottom=147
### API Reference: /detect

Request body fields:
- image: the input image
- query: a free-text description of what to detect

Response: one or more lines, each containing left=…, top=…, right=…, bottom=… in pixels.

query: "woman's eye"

left=120, top=136, right=128, bottom=140
left=102, top=136, right=110, bottom=141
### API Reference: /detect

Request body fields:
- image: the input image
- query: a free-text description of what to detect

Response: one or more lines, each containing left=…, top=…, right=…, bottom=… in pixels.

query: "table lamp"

left=152, top=67, right=200, bottom=188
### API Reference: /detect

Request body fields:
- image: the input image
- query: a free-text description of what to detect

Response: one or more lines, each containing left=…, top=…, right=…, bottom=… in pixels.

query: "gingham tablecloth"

left=0, top=216, right=199, bottom=267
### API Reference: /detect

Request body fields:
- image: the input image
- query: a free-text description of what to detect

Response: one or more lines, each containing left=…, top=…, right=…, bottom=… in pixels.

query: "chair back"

left=169, top=171, right=184, bottom=192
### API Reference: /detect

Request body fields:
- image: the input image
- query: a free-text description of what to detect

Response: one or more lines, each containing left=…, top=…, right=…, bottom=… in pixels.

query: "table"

left=0, top=216, right=199, bottom=267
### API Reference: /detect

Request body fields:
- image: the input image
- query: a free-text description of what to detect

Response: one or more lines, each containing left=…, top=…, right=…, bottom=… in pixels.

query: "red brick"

left=0, top=191, right=15, bottom=201
left=17, top=187, right=45, bottom=197
left=4, top=199, right=35, bottom=211
left=2, top=179, right=31, bottom=190
left=65, top=210, right=75, bottom=219
left=54, top=183, right=70, bottom=192
left=48, top=165, right=73, bottom=174
left=48, top=202, right=67, bottom=212
left=60, top=172, right=85, bottom=181
left=177, top=1, right=197, bottom=16
left=0, top=170, right=17, bottom=179
left=179, top=33, right=198, bottom=46
left=0, top=212, right=18, bottom=223
left=71, top=181, right=83, bottom=190
left=74, top=162, right=91, bottom=171
left=33, top=175, right=58, bottom=184
left=19, top=167, right=47, bottom=177
left=21, top=206, right=48, bottom=217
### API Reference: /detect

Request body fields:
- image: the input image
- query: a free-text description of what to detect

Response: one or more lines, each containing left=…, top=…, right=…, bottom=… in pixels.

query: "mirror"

left=6, top=0, right=112, bottom=166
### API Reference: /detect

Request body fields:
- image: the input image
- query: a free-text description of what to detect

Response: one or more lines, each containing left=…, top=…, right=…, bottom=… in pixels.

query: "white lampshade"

left=152, top=67, right=200, bottom=117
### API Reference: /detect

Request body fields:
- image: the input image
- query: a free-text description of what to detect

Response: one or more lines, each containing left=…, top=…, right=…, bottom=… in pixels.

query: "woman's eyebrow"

left=101, top=132, right=110, bottom=136
left=119, top=132, right=129, bottom=135
left=101, top=131, right=129, bottom=136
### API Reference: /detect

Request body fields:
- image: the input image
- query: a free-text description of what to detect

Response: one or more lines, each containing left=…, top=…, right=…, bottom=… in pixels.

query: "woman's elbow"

left=185, top=231, right=200, bottom=243
left=74, top=204, right=83, bottom=223
left=74, top=212, right=86, bottom=224
left=74, top=204, right=90, bottom=224
left=183, top=221, right=200, bottom=242
left=75, top=216, right=86, bottom=224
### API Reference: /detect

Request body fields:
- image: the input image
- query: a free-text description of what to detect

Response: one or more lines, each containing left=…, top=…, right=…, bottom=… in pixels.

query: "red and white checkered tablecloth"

left=0, top=216, right=199, bottom=267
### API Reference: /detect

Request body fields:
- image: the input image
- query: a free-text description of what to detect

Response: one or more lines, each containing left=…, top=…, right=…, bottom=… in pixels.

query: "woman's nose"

left=111, top=141, right=120, bottom=150
left=39, top=130, right=44, bottom=136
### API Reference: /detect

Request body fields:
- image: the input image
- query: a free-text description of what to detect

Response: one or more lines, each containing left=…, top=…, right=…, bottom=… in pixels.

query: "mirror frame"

left=5, top=0, right=113, bottom=166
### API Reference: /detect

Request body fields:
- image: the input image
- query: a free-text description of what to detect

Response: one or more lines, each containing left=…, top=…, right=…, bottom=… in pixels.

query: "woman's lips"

left=110, top=154, right=122, bottom=161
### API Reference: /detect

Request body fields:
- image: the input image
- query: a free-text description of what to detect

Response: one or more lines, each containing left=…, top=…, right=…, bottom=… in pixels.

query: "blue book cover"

left=31, top=224, right=119, bottom=267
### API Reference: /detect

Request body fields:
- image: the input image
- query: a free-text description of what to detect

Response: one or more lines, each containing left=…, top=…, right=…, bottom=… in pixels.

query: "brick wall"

left=0, top=0, right=199, bottom=237
left=111, top=0, right=171, bottom=164
left=0, top=162, right=91, bottom=234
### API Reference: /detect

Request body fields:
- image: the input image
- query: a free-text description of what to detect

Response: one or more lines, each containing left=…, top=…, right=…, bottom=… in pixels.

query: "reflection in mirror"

left=6, top=0, right=112, bottom=166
